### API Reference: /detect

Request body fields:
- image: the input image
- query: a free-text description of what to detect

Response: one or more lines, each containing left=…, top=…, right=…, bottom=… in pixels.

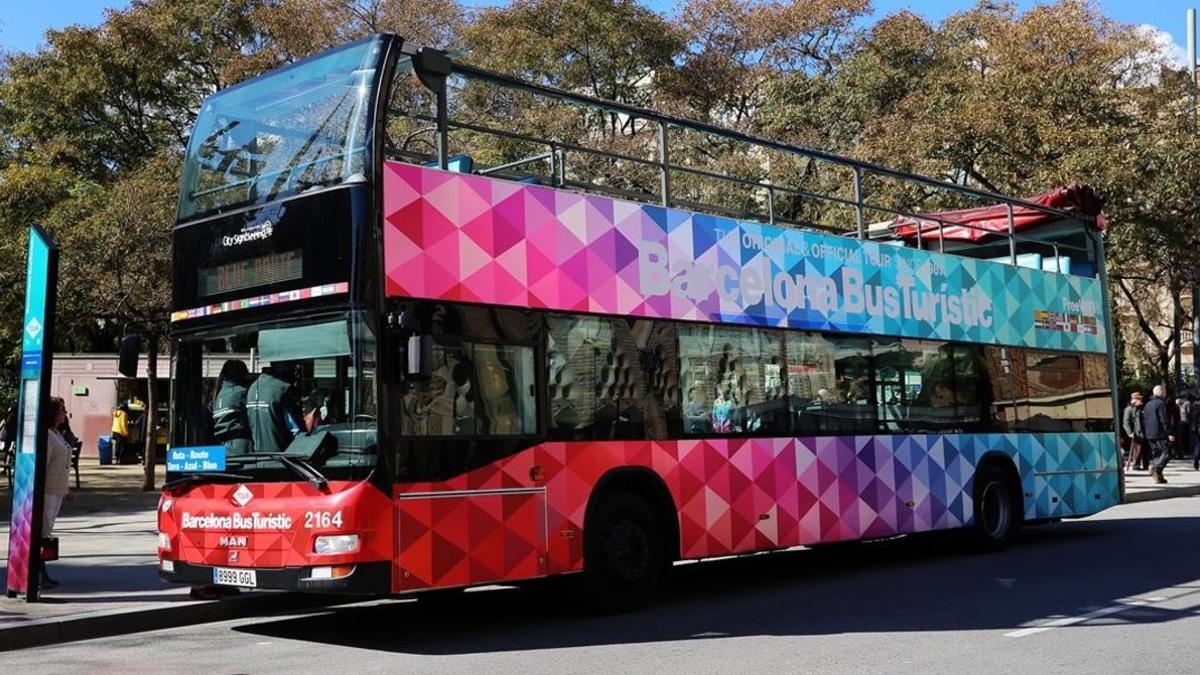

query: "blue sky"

left=1, top=0, right=1195, bottom=59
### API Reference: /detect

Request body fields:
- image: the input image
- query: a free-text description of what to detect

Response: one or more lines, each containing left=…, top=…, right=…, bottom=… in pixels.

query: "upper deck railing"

left=383, top=43, right=1100, bottom=273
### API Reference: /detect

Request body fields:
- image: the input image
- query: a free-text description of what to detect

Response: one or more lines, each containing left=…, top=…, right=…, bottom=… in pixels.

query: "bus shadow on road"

left=235, top=512, right=1200, bottom=654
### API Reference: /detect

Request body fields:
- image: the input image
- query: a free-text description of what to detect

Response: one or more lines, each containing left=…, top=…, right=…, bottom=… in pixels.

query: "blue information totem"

left=6, top=225, right=59, bottom=601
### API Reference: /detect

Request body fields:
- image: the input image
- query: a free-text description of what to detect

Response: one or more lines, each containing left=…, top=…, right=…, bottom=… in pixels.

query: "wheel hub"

left=980, top=481, right=1011, bottom=539
left=608, top=518, right=652, bottom=582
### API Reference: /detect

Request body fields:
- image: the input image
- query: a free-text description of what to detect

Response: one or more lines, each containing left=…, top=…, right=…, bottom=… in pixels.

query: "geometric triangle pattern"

left=158, top=480, right=396, bottom=573
left=384, top=162, right=1107, bottom=353
left=157, top=431, right=1118, bottom=592
left=5, top=452, right=37, bottom=594
left=393, top=431, right=1120, bottom=584
left=396, top=490, right=546, bottom=590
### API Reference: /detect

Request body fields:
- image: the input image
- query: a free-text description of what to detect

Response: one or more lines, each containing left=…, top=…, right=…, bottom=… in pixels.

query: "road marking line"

left=1005, top=597, right=1165, bottom=638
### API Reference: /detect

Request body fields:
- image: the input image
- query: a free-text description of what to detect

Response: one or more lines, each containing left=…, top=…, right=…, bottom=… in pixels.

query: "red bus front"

left=158, top=478, right=394, bottom=593
left=159, top=309, right=396, bottom=594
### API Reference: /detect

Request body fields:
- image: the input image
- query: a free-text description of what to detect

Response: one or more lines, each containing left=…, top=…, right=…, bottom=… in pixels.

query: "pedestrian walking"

left=1122, top=392, right=1146, bottom=472
left=1190, top=392, right=1200, bottom=471
left=111, top=403, right=130, bottom=465
left=42, top=397, right=73, bottom=588
left=1143, top=385, right=1173, bottom=484
left=1174, top=395, right=1191, bottom=460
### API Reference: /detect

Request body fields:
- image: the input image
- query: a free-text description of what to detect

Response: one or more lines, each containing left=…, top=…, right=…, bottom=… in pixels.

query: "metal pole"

left=658, top=122, right=671, bottom=207
left=1175, top=288, right=1184, bottom=391
left=1189, top=9, right=1196, bottom=90
left=1193, top=290, right=1199, bottom=389
left=853, top=167, right=865, bottom=239
left=435, top=89, right=449, bottom=170
left=766, top=186, right=775, bottom=225
left=1006, top=203, right=1017, bottom=265
left=1189, top=10, right=1198, bottom=386
left=1093, top=231, right=1122, bottom=481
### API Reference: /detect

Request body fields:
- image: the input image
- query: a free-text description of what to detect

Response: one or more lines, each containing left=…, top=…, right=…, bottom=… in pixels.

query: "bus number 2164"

left=305, top=511, right=344, bottom=528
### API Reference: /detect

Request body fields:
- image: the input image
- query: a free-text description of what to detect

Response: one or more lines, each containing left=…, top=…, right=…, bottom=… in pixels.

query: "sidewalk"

left=1122, top=461, right=1200, bottom=503
left=0, top=462, right=334, bottom=651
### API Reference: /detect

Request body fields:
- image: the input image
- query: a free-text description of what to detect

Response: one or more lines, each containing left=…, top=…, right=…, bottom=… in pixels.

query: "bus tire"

left=583, top=490, right=665, bottom=613
left=965, top=462, right=1021, bottom=553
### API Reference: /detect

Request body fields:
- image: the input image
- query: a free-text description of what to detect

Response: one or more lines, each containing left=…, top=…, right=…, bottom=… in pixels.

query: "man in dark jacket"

left=246, top=362, right=306, bottom=455
left=1143, top=385, right=1173, bottom=484
left=212, top=360, right=252, bottom=456
left=1122, top=392, right=1146, bottom=471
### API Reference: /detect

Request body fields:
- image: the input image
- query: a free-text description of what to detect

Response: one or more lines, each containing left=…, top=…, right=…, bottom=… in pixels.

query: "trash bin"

left=98, top=435, right=112, bottom=466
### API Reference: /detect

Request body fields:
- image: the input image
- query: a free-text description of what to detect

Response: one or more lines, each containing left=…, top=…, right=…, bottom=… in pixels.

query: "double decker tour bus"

left=158, top=34, right=1119, bottom=610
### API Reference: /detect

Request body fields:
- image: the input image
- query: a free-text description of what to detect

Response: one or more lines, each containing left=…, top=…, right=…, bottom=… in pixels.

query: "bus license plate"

left=212, top=567, right=257, bottom=588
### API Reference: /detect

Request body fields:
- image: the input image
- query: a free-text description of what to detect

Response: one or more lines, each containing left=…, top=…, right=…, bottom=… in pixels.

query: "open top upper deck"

left=384, top=38, right=1105, bottom=278
left=172, top=35, right=1109, bottom=348
left=382, top=38, right=1108, bottom=354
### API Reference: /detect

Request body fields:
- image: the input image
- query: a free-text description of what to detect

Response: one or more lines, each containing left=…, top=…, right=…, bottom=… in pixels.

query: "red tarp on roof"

left=890, top=184, right=1107, bottom=243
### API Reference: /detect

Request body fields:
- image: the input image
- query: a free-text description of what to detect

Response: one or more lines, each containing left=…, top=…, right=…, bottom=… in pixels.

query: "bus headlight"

left=157, top=532, right=171, bottom=552
left=314, top=534, right=359, bottom=555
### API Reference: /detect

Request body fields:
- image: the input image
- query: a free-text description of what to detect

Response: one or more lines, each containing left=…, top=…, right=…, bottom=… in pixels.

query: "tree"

left=1106, top=72, right=1200, bottom=389
left=0, top=0, right=267, bottom=487
left=61, top=154, right=178, bottom=490
left=457, top=0, right=686, bottom=197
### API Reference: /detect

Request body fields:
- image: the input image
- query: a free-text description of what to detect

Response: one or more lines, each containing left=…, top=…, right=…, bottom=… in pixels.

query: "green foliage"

left=0, top=0, right=1195, bottom=401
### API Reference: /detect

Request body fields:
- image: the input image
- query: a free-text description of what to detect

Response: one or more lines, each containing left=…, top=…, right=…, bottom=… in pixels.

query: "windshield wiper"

left=237, top=453, right=329, bottom=492
left=164, top=472, right=254, bottom=491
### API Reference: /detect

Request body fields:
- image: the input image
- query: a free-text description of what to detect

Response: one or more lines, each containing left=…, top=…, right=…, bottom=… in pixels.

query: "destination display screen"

left=198, top=250, right=303, bottom=297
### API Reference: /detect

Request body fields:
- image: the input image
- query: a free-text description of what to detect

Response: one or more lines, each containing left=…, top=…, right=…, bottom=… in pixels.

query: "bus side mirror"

left=118, top=335, right=141, bottom=378
left=407, top=335, right=433, bottom=379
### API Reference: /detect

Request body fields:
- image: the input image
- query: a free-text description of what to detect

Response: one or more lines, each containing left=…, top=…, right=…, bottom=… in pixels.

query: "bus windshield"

left=170, top=312, right=378, bottom=482
left=178, top=36, right=384, bottom=220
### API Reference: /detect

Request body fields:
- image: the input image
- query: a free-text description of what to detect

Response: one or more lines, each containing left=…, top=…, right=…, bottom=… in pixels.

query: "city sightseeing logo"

left=222, top=220, right=274, bottom=247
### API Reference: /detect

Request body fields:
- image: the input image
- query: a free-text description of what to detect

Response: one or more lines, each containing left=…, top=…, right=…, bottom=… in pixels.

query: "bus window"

left=872, top=338, right=959, bottom=433
left=1022, top=351, right=1086, bottom=432
left=950, top=344, right=994, bottom=432
left=629, top=320, right=680, bottom=440
left=982, top=346, right=1025, bottom=433
left=547, top=315, right=612, bottom=440
left=679, top=325, right=786, bottom=436
left=546, top=315, right=674, bottom=441
left=402, top=341, right=536, bottom=437
left=1081, top=353, right=1115, bottom=432
left=787, top=333, right=875, bottom=435
left=473, top=344, right=537, bottom=435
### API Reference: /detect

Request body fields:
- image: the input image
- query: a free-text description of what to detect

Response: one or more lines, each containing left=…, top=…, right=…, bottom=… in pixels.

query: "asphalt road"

left=12, top=496, right=1200, bottom=674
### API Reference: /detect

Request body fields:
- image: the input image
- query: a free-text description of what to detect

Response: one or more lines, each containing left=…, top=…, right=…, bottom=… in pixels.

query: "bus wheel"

left=584, top=491, right=664, bottom=613
left=966, top=463, right=1021, bottom=553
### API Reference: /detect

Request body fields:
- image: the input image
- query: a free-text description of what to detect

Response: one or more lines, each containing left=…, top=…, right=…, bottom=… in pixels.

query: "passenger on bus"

left=246, top=361, right=307, bottom=454
left=211, top=360, right=252, bottom=456
left=304, top=391, right=327, bottom=432
left=684, top=386, right=710, bottom=434
left=711, top=389, right=733, bottom=433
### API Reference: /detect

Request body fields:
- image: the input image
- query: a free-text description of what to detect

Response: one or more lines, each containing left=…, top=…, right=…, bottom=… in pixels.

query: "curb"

left=1123, top=484, right=1200, bottom=504
left=0, top=592, right=348, bottom=652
